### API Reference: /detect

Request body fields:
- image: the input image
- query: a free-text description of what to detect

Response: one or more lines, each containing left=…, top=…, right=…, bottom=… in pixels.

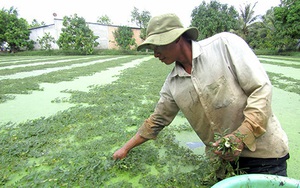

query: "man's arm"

left=224, top=33, right=271, bottom=151
left=113, top=79, right=179, bottom=160
left=113, top=132, right=149, bottom=160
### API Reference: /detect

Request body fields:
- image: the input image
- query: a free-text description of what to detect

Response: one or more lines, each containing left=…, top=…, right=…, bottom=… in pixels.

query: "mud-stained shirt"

left=138, top=32, right=289, bottom=158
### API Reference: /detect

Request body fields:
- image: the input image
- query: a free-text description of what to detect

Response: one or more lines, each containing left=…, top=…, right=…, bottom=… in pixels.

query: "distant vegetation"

left=0, top=0, right=299, bottom=55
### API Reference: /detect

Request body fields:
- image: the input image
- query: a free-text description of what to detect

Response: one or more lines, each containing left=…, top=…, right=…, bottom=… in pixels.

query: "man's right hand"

left=112, top=132, right=149, bottom=160
left=113, top=147, right=128, bottom=160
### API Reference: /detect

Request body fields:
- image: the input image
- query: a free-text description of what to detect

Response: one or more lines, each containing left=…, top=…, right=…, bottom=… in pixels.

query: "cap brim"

left=137, top=27, right=199, bottom=51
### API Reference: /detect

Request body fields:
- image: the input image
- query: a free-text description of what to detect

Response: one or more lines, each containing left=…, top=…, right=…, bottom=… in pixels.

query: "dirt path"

left=0, top=56, right=153, bottom=124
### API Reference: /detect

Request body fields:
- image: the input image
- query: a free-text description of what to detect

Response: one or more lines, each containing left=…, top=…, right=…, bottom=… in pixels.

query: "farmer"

left=113, top=13, right=289, bottom=177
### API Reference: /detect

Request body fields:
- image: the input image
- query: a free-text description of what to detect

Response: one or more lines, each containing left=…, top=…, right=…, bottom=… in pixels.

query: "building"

left=29, top=18, right=143, bottom=50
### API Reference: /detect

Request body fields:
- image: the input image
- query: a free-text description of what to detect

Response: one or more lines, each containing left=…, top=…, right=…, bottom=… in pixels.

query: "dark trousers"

left=231, top=154, right=290, bottom=176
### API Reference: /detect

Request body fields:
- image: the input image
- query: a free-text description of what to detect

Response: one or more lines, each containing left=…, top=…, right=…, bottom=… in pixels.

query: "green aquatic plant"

left=204, top=130, right=246, bottom=182
left=1, top=55, right=299, bottom=186
left=267, top=71, right=300, bottom=95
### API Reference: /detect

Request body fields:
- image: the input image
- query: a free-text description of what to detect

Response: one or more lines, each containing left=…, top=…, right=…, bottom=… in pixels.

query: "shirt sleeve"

left=138, top=78, right=180, bottom=139
left=224, top=33, right=271, bottom=151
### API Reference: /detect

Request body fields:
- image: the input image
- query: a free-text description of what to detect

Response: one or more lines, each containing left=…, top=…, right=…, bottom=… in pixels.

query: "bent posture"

left=113, top=13, right=289, bottom=177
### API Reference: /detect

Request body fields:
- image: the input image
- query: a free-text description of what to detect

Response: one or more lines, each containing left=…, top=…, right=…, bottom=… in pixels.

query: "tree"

left=97, top=15, right=112, bottom=25
left=191, top=1, right=239, bottom=39
left=37, top=32, right=55, bottom=50
left=237, top=2, right=260, bottom=40
left=131, top=7, right=151, bottom=40
left=0, top=7, right=34, bottom=52
left=249, top=8, right=278, bottom=49
left=113, top=26, right=136, bottom=50
left=30, top=19, right=46, bottom=28
left=274, top=0, right=300, bottom=50
left=56, top=14, right=99, bottom=55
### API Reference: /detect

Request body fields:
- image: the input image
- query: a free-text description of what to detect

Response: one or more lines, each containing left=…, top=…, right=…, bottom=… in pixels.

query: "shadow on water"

left=171, top=115, right=205, bottom=155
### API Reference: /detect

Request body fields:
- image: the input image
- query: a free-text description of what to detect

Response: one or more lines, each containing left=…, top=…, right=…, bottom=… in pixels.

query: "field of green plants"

left=0, top=55, right=299, bottom=187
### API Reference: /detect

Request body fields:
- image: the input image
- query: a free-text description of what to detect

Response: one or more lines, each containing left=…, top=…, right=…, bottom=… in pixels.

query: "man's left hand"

left=212, top=134, right=244, bottom=161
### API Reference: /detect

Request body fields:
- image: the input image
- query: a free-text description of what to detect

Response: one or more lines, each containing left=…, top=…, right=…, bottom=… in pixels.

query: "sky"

left=1, top=0, right=281, bottom=27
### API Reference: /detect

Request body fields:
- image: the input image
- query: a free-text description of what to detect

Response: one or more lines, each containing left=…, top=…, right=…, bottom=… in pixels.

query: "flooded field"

left=0, top=56, right=151, bottom=123
left=0, top=55, right=299, bottom=187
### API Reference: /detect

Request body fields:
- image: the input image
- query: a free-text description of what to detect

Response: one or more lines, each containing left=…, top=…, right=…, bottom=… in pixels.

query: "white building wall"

left=29, top=19, right=141, bottom=50
left=29, top=24, right=58, bottom=49
left=88, top=23, right=109, bottom=49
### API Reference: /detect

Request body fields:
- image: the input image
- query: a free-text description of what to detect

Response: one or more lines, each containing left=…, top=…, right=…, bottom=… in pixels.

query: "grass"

left=0, top=54, right=299, bottom=187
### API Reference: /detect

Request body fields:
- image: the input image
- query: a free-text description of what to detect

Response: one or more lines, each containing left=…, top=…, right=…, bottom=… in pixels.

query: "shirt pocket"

left=204, top=76, right=235, bottom=109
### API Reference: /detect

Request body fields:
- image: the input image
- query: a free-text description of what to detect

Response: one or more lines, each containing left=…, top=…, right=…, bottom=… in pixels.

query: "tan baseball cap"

left=137, top=13, right=199, bottom=51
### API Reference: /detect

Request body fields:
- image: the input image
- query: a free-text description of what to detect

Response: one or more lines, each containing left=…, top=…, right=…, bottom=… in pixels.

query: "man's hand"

left=113, top=147, right=128, bottom=160
left=212, top=134, right=244, bottom=161
left=112, top=132, right=149, bottom=160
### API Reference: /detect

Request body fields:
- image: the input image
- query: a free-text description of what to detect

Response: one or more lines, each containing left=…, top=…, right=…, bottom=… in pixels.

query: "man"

left=113, top=13, right=289, bottom=176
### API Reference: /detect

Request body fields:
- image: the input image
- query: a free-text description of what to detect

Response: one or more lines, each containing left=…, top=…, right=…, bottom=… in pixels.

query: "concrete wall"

left=29, top=18, right=142, bottom=50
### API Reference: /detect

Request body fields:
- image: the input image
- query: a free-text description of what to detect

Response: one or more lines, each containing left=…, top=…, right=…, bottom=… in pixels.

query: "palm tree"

left=246, top=8, right=276, bottom=49
left=259, top=8, right=276, bottom=38
left=237, top=2, right=260, bottom=39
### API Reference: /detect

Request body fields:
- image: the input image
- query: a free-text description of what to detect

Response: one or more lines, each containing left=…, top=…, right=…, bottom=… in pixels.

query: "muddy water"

left=0, top=56, right=152, bottom=124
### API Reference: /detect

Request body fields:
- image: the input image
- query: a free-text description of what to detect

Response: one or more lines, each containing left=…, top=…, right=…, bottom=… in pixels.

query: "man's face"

left=153, top=39, right=179, bottom=65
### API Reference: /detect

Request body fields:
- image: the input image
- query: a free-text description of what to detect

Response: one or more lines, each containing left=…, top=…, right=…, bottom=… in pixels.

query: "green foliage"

left=0, top=7, right=34, bottom=52
left=191, top=0, right=239, bottom=39
left=206, top=131, right=246, bottom=180
left=267, top=71, right=300, bottom=95
left=212, top=133, right=243, bottom=156
left=235, top=2, right=260, bottom=40
left=37, top=32, right=55, bottom=51
left=231, top=1, right=300, bottom=51
left=131, top=7, right=151, bottom=40
left=56, top=14, right=99, bottom=55
left=29, top=19, right=46, bottom=28
left=189, top=0, right=298, bottom=51
left=246, top=8, right=277, bottom=50
left=113, top=26, right=136, bottom=50
left=97, top=15, right=112, bottom=25
left=273, top=0, right=300, bottom=50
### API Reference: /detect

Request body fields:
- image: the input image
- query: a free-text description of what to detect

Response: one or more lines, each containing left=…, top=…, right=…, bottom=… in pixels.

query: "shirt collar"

left=192, top=40, right=202, bottom=59
left=170, top=41, right=202, bottom=77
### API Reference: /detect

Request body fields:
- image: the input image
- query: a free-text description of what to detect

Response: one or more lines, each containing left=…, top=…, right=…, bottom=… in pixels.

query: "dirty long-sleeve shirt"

left=138, top=32, right=289, bottom=158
